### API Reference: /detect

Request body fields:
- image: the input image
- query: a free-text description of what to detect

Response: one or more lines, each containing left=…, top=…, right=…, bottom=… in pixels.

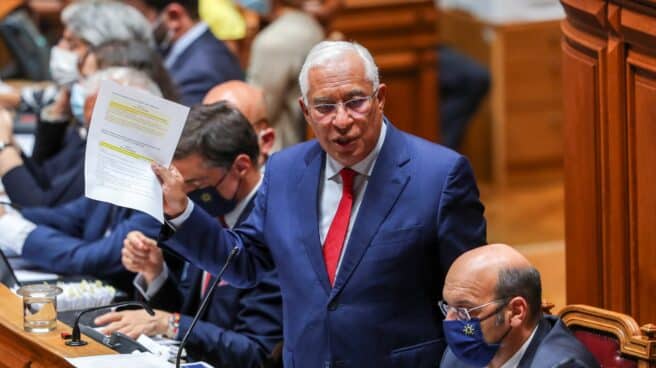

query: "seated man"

left=440, top=244, right=599, bottom=368
left=129, top=0, right=244, bottom=106
left=0, top=68, right=164, bottom=291
left=94, top=102, right=282, bottom=367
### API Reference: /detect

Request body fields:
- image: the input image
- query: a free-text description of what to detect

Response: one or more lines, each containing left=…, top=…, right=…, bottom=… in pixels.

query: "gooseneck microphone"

left=0, top=201, right=21, bottom=211
left=176, top=246, right=240, bottom=368
left=65, top=301, right=155, bottom=347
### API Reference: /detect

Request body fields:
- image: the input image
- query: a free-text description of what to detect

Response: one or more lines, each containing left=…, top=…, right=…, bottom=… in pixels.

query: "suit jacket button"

left=327, top=300, right=338, bottom=311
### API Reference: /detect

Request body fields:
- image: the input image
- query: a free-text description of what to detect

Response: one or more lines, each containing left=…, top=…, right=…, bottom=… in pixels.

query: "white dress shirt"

left=0, top=211, right=35, bottom=256
left=318, top=123, right=387, bottom=279
left=164, top=22, right=209, bottom=69
left=496, top=324, right=539, bottom=368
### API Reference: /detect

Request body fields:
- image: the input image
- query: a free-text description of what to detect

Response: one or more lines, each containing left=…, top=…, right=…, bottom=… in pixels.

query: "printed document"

left=85, top=80, right=189, bottom=222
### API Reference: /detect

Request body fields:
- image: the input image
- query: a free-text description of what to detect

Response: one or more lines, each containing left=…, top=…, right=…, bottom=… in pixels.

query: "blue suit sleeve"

left=166, top=163, right=275, bottom=288
left=21, top=210, right=161, bottom=277
left=177, top=274, right=282, bottom=368
left=22, top=197, right=90, bottom=236
left=436, top=156, right=487, bottom=273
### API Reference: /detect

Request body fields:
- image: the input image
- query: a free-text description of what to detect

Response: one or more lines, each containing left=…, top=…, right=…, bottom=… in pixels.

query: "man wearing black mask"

left=95, top=102, right=282, bottom=367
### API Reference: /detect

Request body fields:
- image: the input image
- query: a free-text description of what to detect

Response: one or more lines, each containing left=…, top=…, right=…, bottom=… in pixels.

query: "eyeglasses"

left=438, top=299, right=508, bottom=321
left=310, top=89, right=378, bottom=122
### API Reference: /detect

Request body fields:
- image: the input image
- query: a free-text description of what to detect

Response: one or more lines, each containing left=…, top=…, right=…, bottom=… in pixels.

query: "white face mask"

left=49, top=46, right=79, bottom=86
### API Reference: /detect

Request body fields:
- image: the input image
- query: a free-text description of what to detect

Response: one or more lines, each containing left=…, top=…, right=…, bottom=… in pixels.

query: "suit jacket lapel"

left=330, top=123, right=411, bottom=299
left=296, top=144, right=331, bottom=295
left=518, top=316, right=550, bottom=368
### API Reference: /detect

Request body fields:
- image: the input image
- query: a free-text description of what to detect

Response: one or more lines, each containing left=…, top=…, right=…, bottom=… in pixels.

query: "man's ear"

left=375, top=83, right=387, bottom=111
left=507, top=297, right=529, bottom=328
left=258, top=127, right=276, bottom=157
left=233, top=153, right=253, bottom=175
left=299, top=97, right=310, bottom=121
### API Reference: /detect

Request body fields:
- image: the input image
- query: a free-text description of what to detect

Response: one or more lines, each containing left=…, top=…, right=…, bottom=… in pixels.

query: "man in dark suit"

left=440, top=244, right=599, bottom=368
left=94, top=102, right=282, bottom=367
left=151, top=40, right=486, bottom=367
left=131, top=0, right=244, bottom=106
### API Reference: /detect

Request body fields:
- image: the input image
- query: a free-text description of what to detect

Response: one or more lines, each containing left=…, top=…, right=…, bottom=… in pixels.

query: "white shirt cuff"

left=133, top=263, right=169, bottom=301
left=168, top=199, right=194, bottom=228
left=0, top=212, right=35, bottom=256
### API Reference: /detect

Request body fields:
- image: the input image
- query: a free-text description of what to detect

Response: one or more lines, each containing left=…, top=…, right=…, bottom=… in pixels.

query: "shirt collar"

left=325, top=121, right=387, bottom=180
left=164, top=22, right=208, bottom=69
left=497, top=324, right=539, bottom=368
left=224, top=175, right=262, bottom=228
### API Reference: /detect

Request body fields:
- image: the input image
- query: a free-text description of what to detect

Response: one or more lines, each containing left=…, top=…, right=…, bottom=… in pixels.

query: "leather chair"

left=560, top=305, right=656, bottom=367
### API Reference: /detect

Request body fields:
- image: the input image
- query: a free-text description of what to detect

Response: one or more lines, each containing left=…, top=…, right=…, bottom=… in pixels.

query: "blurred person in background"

left=0, top=67, right=163, bottom=293
left=126, top=0, right=244, bottom=106
left=0, top=39, right=173, bottom=208
left=202, top=80, right=275, bottom=166
left=247, top=0, right=324, bottom=151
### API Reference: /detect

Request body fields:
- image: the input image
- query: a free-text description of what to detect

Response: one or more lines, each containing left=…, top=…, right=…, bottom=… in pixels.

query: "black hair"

left=143, top=0, right=199, bottom=19
left=175, top=102, right=259, bottom=168
left=495, top=267, right=542, bottom=322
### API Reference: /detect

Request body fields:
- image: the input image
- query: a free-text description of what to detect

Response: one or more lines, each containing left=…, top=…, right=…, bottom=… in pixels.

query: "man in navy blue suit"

left=94, top=102, right=282, bottom=367
left=151, top=41, right=486, bottom=367
left=440, top=244, right=599, bottom=368
left=132, top=0, right=244, bottom=106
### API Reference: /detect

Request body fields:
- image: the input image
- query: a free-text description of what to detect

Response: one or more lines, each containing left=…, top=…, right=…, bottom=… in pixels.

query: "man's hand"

left=94, top=309, right=170, bottom=339
left=122, top=231, right=164, bottom=284
left=151, top=162, right=188, bottom=218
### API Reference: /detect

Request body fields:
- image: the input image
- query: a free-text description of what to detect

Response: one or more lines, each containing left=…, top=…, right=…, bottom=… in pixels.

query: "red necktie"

left=201, top=271, right=211, bottom=297
left=201, top=216, right=226, bottom=297
left=323, top=168, right=357, bottom=286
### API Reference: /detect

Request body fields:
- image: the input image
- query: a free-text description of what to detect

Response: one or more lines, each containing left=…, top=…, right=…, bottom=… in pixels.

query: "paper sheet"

left=14, top=269, right=59, bottom=282
left=67, top=352, right=173, bottom=368
left=84, top=80, right=189, bottom=222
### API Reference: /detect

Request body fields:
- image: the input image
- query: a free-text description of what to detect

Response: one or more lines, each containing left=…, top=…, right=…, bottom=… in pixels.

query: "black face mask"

left=188, top=169, right=240, bottom=217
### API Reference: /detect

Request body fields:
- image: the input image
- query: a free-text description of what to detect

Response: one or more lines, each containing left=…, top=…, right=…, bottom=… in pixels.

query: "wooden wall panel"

left=626, top=55, right=656, bottom=323
left=561, top=34, right=603, bottom=307
left=562, top=0, right=656, bottom=324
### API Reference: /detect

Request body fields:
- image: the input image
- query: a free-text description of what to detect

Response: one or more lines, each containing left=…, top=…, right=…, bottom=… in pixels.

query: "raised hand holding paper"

left=85, top=80, right=189, bottom=222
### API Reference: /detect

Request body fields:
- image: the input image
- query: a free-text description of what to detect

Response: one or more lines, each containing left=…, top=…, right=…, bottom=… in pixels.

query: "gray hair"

left=62, top=0, right=154, bottom=47
left=298, top=41, right=379, bottom=103
left=83, top=67, right=162, bottom=97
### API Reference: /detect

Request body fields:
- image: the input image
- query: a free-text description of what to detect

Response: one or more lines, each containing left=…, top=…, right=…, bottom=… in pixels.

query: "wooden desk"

left=0, top=284, right=116, bottom=368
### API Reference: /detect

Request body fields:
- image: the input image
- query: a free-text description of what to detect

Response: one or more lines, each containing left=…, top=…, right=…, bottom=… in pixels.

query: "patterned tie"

left=323, top=168, right=357, bottom=286
left=201, top=216, right=227, bottom=297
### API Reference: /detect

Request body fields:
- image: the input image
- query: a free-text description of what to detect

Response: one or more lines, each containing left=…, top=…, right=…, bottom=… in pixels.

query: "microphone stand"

left=66, top=301, right=155, bottom=346
left=175, top=246, right=240, bottom=368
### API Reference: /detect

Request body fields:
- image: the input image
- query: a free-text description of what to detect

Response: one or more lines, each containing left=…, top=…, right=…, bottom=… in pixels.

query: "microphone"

left=65, top=301, right=155, bottom=347
left=175, top=246, right=240, bottom=368
left=0, top=201, right=22, bottom=211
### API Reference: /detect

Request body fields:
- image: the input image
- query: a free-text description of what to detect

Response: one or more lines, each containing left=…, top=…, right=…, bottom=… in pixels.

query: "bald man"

left=203, top=80, right=275, bottom=166
left=440, top=244, right=599, bottom=368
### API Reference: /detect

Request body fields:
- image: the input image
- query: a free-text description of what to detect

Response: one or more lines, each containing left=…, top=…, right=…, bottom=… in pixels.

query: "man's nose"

left=332, top=103, right=352, bottom=130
